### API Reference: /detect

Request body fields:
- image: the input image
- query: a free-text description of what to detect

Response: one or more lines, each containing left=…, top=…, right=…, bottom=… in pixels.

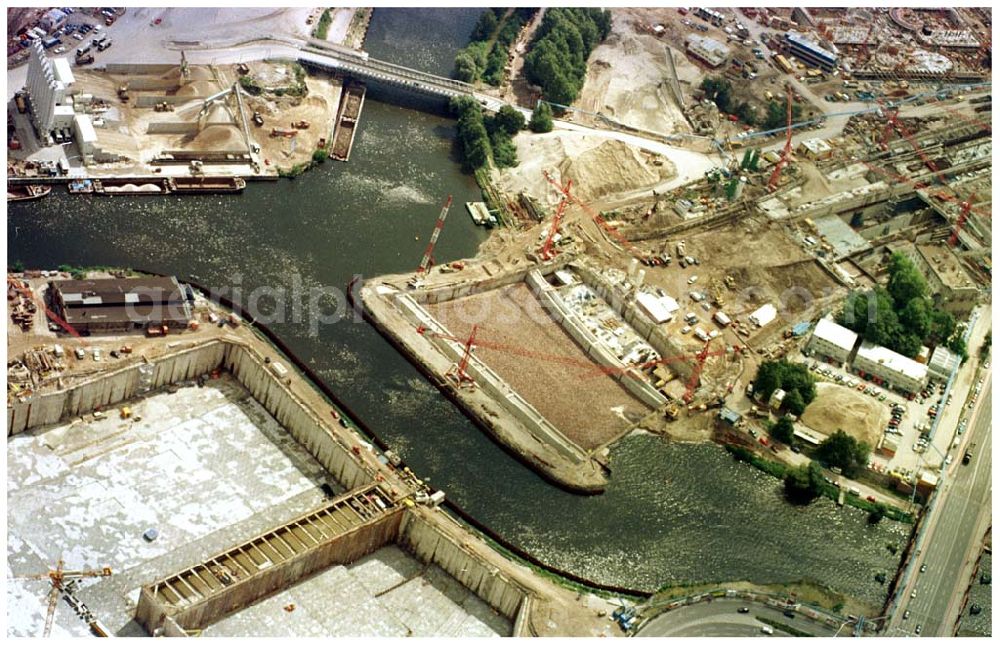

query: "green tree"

left=523, top=8, right=610, bottom=104
left=312, top=149, right=327, bottom=164
left=815, top=430, right=870, bottom=478
left=734, top=101, right=758, bottom=126
left=453, top=51, right=479, bottom=83
left=868, top=502, right=887, bottom=524
left=784, top=390, right=806, bottom=417
left=493, top=105, right=525, bottom=135
left=785, top=461, right=823, bottom=503
left=771, top=416, right=795, bottom=444
left=701, top=76, right=733, bottom=113
left=899, top=298, right=932, bottom=340
left=529, top=101, right=554, bottom=133
left=947, top=333, right=969, bottom=360
left=887, top=252, right=928, bottom=305
left=928, top=309, right=956, bottom=346
left=471, top=10, right=498, bottom=41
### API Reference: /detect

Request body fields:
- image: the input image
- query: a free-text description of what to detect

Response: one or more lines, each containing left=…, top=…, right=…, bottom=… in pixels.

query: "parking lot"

left=802, top=355, right=962, bottom=482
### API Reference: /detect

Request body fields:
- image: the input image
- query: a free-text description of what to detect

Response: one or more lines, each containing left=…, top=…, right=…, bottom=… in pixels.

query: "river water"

left=6, top=8, right=907, bottom=608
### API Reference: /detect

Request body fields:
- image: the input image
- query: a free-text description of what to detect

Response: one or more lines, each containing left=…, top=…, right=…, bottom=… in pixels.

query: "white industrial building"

left=685, top=34, right=730, bottom=68
left=927, top=346, right=962, bottom=382
left=24, top=41, right=75, bottom=141
left=807, top=317, right=858, bottom=365
left=852, top=342, right=928, bottom=394
left=73, top=113, right=98, bottom=157
left=635, top=291, right=679, bottom=324
left=749, top=303, right=777, bottom=327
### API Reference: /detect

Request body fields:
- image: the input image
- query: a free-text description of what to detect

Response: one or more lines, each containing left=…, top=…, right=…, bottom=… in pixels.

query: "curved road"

left=637, top=599, right=838, bottom=637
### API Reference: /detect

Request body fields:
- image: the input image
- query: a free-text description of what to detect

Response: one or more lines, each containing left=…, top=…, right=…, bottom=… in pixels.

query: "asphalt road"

left=892, top=375, right=992, bottom=637
left=637, top=599, right=838, bottom=637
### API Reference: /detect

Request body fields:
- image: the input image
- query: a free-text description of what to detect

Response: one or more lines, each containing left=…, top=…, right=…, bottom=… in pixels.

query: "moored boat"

left=7, top=184, right=52, bottom=202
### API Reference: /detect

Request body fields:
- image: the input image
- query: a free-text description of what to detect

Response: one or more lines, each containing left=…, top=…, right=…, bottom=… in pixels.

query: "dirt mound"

left=176, top=80, right=219, bottom=97
left=497, top=131, right=674, bottom=205
left=188, top=124, right=245, bottom=151
left=801, top=382, right=886, bottom=448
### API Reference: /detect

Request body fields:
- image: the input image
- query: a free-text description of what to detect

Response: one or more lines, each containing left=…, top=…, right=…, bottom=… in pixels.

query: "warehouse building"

left=49, top=276, right=193, bottom=334
left=784, top=31, right=838, bottom=72
left=852, top=341, right=928, bottom=395
left=807, top=317, right=858, bottom=365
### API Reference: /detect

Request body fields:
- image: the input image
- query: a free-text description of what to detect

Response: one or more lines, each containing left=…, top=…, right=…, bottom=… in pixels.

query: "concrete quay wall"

left=393, top=292, right=584, bottom=464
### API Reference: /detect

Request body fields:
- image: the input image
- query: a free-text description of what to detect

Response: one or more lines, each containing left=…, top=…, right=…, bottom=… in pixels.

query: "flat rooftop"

left=201, top=544, right=511, bottom=637
left=6, top=376, right=337, bottom=637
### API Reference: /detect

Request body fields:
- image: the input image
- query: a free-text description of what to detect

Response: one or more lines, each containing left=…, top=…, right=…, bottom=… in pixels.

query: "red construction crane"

left=539, top=179, right=571, bottom=261
left=416, top=195, right=453, bottom=274
left=767, top=84, right=794, bottom=192
left=542, top=170, right=651, bottom=263
left=7, top=277, right=82, bottom=339
left=417, top=324, right=731, bottom=396
left=879, top=106, right=948, bottom=183
left=949, top=193, right=976, bottom=247
left=683, top=340, right=726, bottom=403
left=11, top=560, right=112, bottom=637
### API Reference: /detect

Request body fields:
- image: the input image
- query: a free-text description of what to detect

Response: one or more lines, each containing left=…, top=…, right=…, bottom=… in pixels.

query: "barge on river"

left=7, top=184, right=51, bottom=202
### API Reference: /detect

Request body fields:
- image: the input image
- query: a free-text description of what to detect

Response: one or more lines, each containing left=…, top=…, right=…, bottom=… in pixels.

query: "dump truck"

left=117, top=85, right=129, bottom=102
left=76, top=54, right=94, bottom=65
left=291, top=120, right=310, bottom=129
left=270, top=128, right=296, bottom=138
left=15, top=92, right=27, bottom=113
left=252, top=111, right=264, bottom=127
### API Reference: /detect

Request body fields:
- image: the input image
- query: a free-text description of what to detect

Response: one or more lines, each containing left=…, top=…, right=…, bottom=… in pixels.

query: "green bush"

left=771, top=417, right=795, bottom=444
left=529, top=101, right=554, bottom=133
left=313, top=8, right=332, bottom=40
left=312, top=149, right=328, bottom=163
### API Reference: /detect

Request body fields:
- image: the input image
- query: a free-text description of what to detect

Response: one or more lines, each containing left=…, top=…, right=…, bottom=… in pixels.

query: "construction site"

left=360, top=4, right=992, bottom=495
left=6, top=269, right=633, bottom=638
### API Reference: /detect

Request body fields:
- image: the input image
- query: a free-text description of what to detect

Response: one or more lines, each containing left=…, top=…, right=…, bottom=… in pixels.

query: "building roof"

left=856, top=342, right=928, bottom=382
left=52, top=57, right=74, bottom=86
left=686, top=34, right=730, bottom=66
left=636, top=291, right=678, bottom=324
left=785, top=31, right=838, bottom=63
left=749, top=303, right=777, bottom=327
left=799, top=138, right=832, bottom=155
left=916, top=244, right=977, bottom=291
left=811, top=317, right=858, bottom=352
left=74, top=114, right=97, bottom=143
left=52, top=276, right=187, bottom=308
left=814, top=214, right=870, bottom=258
left=928, top=346, right=962, bottom=377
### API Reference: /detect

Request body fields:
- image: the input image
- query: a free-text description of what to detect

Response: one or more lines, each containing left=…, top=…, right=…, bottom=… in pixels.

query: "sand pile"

left=189, top=124, right=245, bottom=151
left=497, top=131, right=675, bottom=205
left=801, top=382, right=886, bottom=448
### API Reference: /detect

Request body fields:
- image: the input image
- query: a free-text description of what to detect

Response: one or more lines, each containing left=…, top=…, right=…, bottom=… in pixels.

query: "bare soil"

left=801, top=382, right=887, bottom=448
left=425, top=283, right=649, bottom=450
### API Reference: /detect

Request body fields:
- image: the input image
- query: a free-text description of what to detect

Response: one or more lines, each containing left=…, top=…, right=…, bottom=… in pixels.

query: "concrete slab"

left=201, top=546, right=511, bottom=637
left=6, top=375, right=339, bottom=637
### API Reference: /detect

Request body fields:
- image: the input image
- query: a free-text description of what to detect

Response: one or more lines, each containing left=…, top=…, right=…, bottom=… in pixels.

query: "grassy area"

left=312, top=8, right=332, bottom=40
left=649, top=578, right=873, bottom=617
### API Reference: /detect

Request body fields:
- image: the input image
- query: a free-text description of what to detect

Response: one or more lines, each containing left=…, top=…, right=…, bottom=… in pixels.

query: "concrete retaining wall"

left=222, top=343, right=375, bottom=492
left=126, top=78, right=182, bottom=91
left=572, top=263, right=692, bottom=381
left=393, top=293, right=584, bottom=463
left=136, top=508, right=404, bottom=632
left=414, top=258, right=573, bottom=306
left=526, top=270, right=666, bottom=409
left=146, top=122, right=200, bottom=135
left=399, top=510, right=529, bottom=623
left=105, top=63, right=178, bottom=75
left=135, top=95, right=205, bottom=107
left=7, top=341, right=227, bottom=436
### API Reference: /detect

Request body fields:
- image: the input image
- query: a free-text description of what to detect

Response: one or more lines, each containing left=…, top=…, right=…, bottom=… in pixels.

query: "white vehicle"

left=761, top=625, right=774, bottom=635
left=92, top=348, right=102, bottom=362
left=688, top=275, right=699, bottom=284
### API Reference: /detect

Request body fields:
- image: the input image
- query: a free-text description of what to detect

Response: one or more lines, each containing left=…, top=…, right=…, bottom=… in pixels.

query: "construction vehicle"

left=317, top=137, right=327, bottom=149
left=76, top=54, right=94, bottom=66
left=252, top=111, right=264, bottom=127
left=270, top=128, right=296, bottom=138
left=153, top=102, right=174, bottom=112
left=188, top=160, right=203, bottom=176
left=235, top=62, right=250, bottom=76
left=291, top=120, right=310, bottom=129
left=116, top=85, right=129, bottom=102
left=15, top=92, right=27, bottom=113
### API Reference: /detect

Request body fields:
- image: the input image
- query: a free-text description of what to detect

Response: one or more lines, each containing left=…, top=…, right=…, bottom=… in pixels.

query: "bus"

left=773, top=53, right=793, bottom=74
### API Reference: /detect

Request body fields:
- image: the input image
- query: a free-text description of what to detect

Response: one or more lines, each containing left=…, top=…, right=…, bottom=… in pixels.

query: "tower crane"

left=542, top=171, right=651, bottom=263
left=416, top=195, right=453, bottom=274
left=683, top=340, right=726, bottom=403
left=539, top=179, right=571, bottom=261
left=11, top=560, right=113, bottom=637
left=767, top=84, right=794, bottom=192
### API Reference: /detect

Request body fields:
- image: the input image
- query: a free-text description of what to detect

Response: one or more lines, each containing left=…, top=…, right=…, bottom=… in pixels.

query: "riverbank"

left=724, top=444, right=915, bottom=524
